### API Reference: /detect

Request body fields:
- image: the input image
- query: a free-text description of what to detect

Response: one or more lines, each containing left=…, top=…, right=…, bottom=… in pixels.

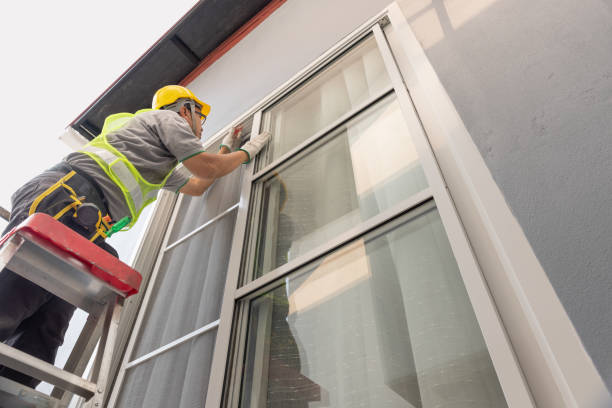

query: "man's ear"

left=178, top=105, right=189, bottom=120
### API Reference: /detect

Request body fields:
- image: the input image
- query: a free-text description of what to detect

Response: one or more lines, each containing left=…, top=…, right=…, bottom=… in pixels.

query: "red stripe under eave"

left=180, top=0, right=287, bottom=86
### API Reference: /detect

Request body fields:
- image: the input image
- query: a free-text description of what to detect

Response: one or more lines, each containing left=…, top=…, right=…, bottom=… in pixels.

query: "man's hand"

left=239, top=131, right=271, bottom=163
left=220, top=125, right=243, bottom=153
left=182, top=131, right=271, bottom=184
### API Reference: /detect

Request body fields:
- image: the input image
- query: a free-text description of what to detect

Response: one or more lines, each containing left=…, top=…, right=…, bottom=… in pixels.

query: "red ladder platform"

left=0, top=213, right=142, bottom=407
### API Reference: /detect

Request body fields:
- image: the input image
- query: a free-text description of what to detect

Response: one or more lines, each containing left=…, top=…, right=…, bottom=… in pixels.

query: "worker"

left=0, top=85, right=270, bottom=388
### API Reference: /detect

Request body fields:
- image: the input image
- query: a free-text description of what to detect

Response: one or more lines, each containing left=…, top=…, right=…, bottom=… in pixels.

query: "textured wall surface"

left=398, top=0, right=612, bottom=389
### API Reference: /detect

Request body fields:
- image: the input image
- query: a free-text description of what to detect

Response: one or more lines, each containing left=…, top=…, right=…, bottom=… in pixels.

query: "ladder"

left=0, top=213, right=142, bottom=407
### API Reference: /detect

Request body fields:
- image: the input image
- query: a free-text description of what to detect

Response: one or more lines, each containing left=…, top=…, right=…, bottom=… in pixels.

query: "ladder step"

left=0, top=342, right=96, bottom=399
left=0, top=377, right=66, bottom=408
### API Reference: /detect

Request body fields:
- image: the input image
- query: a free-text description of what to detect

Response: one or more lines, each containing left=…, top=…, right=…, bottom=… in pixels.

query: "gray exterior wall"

left=187, top=0, right=611, bottom=391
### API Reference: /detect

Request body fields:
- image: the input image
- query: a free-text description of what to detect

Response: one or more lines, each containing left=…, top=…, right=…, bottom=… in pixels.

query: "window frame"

left=106, top=124, right=255, bottom=408
left=246, top=86, right=405, bottom=282
left=106, top=3, right=609, bottom=408
left=206, top=10, right=534, bottom=408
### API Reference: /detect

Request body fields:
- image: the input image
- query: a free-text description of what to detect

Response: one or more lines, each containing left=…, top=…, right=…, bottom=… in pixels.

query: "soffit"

left=71, top=0, right=272, bottom=139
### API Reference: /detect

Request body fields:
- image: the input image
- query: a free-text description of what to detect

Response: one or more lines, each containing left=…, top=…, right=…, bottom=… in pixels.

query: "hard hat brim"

left=193, top=97, right=211, bottom=116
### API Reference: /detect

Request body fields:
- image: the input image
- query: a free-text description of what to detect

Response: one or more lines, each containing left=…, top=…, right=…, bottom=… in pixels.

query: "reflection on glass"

left=254, top=95, right=427, bottom=278
left=241, top=205, right=508, bottom=408
left=264, top=36, right=391, bottom=165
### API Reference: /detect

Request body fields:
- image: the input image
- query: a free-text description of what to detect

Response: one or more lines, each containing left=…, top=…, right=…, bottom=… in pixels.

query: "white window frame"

left=106, top=3, right=610, bottom=407
left=106, top=134, right=251, bottom=407
left=207, top=7, right=534, bottom=408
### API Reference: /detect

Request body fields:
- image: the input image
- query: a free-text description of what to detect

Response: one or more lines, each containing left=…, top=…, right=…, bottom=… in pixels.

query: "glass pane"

left=117, top=330, right=216, bottom=408
left=263, top=35, right=391, bottom=165
left=253, top=95, right=427, bottom=278
left=241, top=205, right=508, bottom=408
left=133, top=213, right=235, bottom=357
left=168, top=164, right=243, bottom=244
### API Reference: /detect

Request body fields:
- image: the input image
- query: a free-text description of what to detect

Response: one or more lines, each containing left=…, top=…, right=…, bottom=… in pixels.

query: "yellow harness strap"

left=29, top=170, right=111, bottom=242
left=29, top=171, right=77, bottom=216
left=53, top=196, right=84, bottom=221
left=89, top=213, right=109, bottom=242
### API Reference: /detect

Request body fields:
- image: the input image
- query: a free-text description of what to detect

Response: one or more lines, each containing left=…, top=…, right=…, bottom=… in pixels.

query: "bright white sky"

left=0, top=0, right=198, bottom=220
left=0, top=1, right=199, bottom=395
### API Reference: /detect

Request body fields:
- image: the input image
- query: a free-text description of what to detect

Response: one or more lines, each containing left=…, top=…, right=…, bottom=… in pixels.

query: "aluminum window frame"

left=104, top=3, right=610, bottom=408
left=251, top=84, right=395, bottom=182
left=231, top=198, right=443, bottom=408
left=244, top=87, right=399, bottom=282
left=106, top=118, right=259, bottom=408
left=206, top=9, right=534, bottom=408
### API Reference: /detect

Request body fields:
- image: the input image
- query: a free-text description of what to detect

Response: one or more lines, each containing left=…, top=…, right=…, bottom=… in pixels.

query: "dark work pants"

left=0, top=162, right=117, bottom=388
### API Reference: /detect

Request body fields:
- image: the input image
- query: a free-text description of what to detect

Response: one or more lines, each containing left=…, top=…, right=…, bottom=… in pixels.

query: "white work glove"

left=220, top=125, right=243, bottom=152
left=239, top=131, right=271, bottom=163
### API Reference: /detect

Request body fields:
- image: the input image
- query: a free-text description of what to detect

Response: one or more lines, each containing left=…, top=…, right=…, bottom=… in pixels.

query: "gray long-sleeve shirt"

left=65, top=110, right=204, bottom=220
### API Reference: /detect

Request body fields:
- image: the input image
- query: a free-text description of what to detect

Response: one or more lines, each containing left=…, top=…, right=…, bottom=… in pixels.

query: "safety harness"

left=28, top=170, right=112, bottom=242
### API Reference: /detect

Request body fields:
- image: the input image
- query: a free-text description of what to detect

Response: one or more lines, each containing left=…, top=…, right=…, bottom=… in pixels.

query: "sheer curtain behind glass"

left=263, top=35, right=391, bottom=166
left=115, top=155, right=243, bottom=407
left=169, top=165, right=243, bottom=243
left=132, top=214, right=236, bottom=355
left=117, top=331, right=216, bottom=407
left=241, top=205, right=508, bottom=408
left=255, top=96, right=427, bottom=278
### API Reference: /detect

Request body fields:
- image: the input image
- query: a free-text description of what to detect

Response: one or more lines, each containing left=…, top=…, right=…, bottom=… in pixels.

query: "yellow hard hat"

left=152, top=85, right=211, bottom=116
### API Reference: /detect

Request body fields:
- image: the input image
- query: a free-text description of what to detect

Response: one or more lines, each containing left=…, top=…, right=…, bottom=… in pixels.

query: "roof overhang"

left=70, top=0, right=279, bottom=140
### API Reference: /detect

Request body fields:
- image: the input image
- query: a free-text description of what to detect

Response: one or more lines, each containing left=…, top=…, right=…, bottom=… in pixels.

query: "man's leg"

left=0, top=166, right=80, bottom=387
left=0, top=269, right=54, bottom=343
left=0, top=294, right=76, bottom=388
left=0, top=263, right=68, bottom=388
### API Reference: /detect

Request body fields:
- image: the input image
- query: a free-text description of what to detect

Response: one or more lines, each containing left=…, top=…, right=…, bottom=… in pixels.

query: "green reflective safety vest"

left=79, top=109, right=177, bottom=230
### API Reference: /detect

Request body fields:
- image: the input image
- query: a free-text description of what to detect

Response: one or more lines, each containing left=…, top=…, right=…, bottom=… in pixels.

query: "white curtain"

left=250, top=208, right=508, bottom=407
left=115, top=168, right=242, bottom=408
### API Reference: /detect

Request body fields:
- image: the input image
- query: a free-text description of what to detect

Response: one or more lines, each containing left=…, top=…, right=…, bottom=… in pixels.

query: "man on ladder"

left=0, top=85, right=270, bottom=388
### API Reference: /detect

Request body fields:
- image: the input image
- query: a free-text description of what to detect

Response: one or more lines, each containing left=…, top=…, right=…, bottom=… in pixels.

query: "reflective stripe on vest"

left=80, top=145, right=146, bottom=213
left=78, top=109, right=176, bottom=230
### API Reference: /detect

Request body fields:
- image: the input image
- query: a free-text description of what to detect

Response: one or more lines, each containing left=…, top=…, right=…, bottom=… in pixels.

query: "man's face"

left=192, top=107, right=205, bottom=139
left=180, top=104, right=205, bottom=139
